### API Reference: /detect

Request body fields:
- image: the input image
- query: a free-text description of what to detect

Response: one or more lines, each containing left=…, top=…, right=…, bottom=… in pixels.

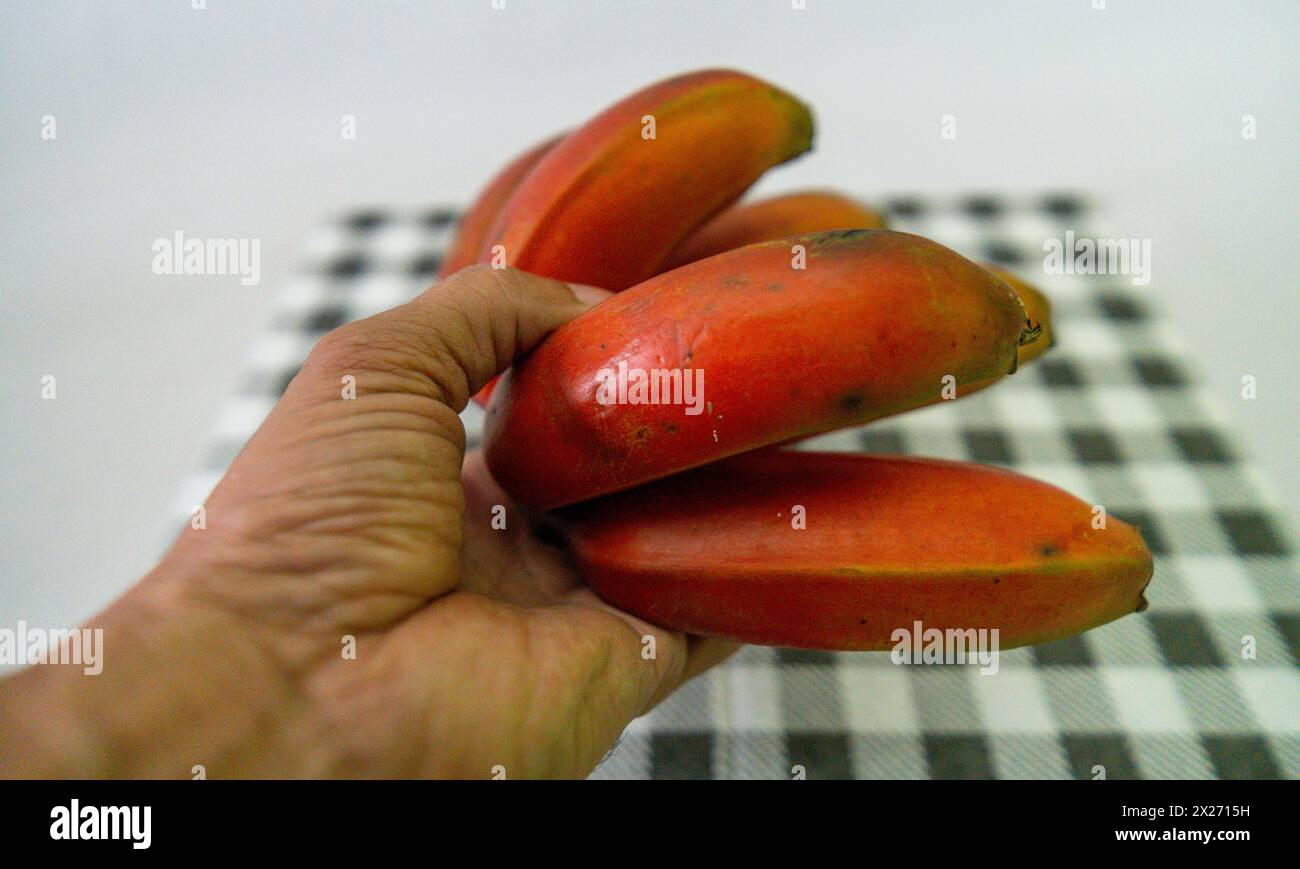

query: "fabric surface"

left=172, top=195, right=1298, bottom=780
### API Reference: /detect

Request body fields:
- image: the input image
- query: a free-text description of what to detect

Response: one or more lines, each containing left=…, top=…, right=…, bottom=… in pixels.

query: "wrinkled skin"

left=0, top=266, right=734, bottom=779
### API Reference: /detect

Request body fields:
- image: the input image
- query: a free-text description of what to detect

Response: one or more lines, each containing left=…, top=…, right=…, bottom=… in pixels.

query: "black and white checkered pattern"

left=170, top=195, right=1298, bottom=780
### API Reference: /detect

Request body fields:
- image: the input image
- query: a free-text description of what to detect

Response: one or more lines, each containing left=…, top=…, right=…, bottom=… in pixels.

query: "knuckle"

left=305, top=315, right=470, bottom=405
left=440, top=263, right=572, bottom=307
left=307, top=318, right=413, bottom=374
left=304, top=323, right=377, bottom=376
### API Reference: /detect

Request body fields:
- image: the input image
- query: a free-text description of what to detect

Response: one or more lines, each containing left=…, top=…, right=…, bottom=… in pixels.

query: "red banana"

left=663, top=189, right=887, bottom=270
left=553, top=451, right=1153, bottom=650
left=485, top=229, right=1030, bottom=509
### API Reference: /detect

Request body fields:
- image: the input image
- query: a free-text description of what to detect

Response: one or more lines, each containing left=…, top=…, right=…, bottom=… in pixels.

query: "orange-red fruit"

left=439, top=135, right=561, bottom=279
left=555, top=451, right=1154, bottom=650
left=658, top=200, right=1053, bottom=373
left=479, top=69, right=815, bottom=291
left=484, top=229, right=1027, bottom=509
left=663, top=190, right=887, bottom=270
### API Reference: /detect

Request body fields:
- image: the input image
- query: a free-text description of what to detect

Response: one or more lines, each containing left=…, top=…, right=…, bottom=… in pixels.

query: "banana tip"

left=1134, top=560, right=1156, bottom=613
left=1018, top=319, right=1044, bottom=347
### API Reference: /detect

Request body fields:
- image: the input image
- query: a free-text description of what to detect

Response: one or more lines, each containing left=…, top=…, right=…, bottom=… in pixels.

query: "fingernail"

left=569, top=283, right=613, bottom=306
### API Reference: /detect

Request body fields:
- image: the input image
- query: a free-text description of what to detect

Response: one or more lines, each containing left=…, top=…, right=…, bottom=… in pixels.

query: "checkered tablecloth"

left=172, top=194, right=1298, bottom=780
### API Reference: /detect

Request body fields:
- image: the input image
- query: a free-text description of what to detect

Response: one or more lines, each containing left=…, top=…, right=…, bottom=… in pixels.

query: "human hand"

left=0, top=266, right=736, bottom=779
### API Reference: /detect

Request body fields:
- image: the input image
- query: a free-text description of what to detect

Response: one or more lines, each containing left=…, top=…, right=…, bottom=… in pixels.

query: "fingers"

left=555, top=588, right=738, bottom=717
left=296, top=266, right=608, bottom=410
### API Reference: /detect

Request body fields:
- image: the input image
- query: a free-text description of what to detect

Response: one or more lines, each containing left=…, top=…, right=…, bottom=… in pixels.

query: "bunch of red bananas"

left=440, top=69, right=1152, bottom=651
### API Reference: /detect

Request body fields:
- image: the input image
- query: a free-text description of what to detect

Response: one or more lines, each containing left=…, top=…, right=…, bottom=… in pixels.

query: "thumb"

left=291, top=265, right=608, bottom=412
left=170, top=267, right=606, bottom=605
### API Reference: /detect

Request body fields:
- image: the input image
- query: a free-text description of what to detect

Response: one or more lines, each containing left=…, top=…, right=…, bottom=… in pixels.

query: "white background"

left=2, top=0, right=1297, bottom=627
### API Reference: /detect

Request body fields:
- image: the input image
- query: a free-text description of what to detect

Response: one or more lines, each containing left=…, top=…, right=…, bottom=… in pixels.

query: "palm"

left=294, top=445, right=710, bottom=779
left=365, top=453, right=659, bottom=777
left=456, top=451, right=588, bottom=607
